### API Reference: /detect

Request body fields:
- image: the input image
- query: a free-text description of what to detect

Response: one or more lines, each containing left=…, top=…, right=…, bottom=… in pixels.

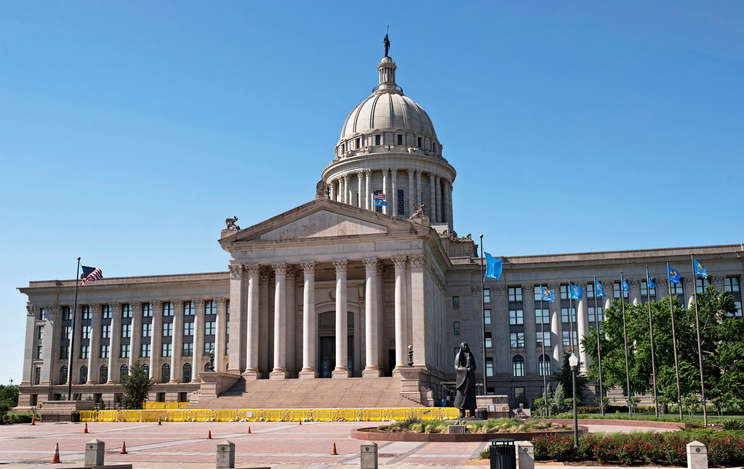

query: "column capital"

left=391, top=255, right=408, bottom=268
left=332, top=259, right=348, bottom=273
left=229, top=263, right=244, bottom=280
left=260, top=270, right=270, bottom=282
left=301, top=261, right=316, bottom=275
left=244, top=264, right=261, bottom=276
left=273, top=263, right=288, bottom=277
left=409, top=256, right=425, bottom=270
left=216, top=297, right=227, bottom=307
left=364, top=169, right=372, bottom=175
left=362, top=257, right=378, bottom=272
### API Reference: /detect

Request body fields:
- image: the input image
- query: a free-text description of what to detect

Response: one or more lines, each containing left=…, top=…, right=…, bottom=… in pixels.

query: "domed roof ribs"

left=369, top=94, right=381, bottom=130
left=352, top=96, right=373, bottom=136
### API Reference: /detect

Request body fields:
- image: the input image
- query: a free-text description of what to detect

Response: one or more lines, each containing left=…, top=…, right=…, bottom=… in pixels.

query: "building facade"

left=17, top=51, right=744, bottom=409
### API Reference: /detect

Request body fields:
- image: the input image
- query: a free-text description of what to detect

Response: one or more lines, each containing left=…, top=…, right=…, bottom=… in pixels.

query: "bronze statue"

left=225, top=216, right=240, bottom=231
left=409, top=204, right=425, bottom=219
left=384, top=33, right=390, bottom=57
left=454, top=342, right=477, bottom=418
left=208, top=347, right=215, bottom=372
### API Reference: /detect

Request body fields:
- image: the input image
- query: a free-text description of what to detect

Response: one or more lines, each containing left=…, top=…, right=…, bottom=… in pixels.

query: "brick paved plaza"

left=0, top=420, right=671, bottom=468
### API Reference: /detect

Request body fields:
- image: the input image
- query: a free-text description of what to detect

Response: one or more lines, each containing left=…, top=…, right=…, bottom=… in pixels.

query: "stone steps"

left=191, top=376, right=419, bottom=409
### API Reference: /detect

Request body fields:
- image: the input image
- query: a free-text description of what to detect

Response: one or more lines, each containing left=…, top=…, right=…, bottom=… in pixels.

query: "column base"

left=332, top=367, right=350, bottom=379
left=242, top=369, right=260, bottom=380
left=362, top=367, right=382, bottom=377
left=269, top=369, right=288, bottom=380
left=298, top=368, right=317, bottom=379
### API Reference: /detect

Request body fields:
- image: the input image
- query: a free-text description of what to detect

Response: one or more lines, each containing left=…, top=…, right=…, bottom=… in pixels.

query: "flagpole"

left=593, top=276, right=605, bottom=416
left=479, top=234, right=487, bottom=396
left=540, top=292, right=548, bottom=417
left=689, top=254, right=708, bottom=427
left=619, top=273, right=632, bottom=416
left=667, top=261, right=683, bottom=421
left=568, top=285, right=574, bottom=359
left=67, top=257, right=81, bottom=401
left=645, top=266, right=659, bottom=419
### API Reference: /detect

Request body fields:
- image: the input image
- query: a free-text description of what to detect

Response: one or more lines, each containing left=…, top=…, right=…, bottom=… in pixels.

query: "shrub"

left=722, top=419, right=744, bottom=431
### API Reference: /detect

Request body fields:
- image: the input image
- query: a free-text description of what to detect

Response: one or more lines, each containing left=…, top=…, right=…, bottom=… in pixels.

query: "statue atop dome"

left=384, top=32, right=390, bottom=57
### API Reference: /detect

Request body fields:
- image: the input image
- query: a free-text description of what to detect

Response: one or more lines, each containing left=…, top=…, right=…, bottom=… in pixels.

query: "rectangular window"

left=101, top=324, right=110, bottom=339
left=122, top=304, right=132, bottom=318
left=142, top=303, right=152, bottom=317
left=81, top=344, right=89, bottom=359
left=614, top=282, right=629, bottom=299
left=586, top=283, right=595, bottom=298
left=537, top=331, right=551, bottom=347
left=82, top=326, right=91, bottom=339
left=560, top=284, right=569, bottom=300
left=483, top=309, right=491, bottom=326
left=696, top=278, right=711, bottom=293
left=671, top=281, right=684, bottom=296
left=205, top=321, right=216, bottom=336
left=514, top=386, right=526, bottom=401
left=39, top=308, right=47, bottom=320
left=64, top=326, right=72, bottom=340
left=162, top=343, right=172, bottom=357
left=143, top=323, right=152, bottom=337
left=561, top=307, right=576, bottom=323
left=121, top=324, right=131, bottom=338
left=725, top=277, right=741, bottom=292
left=452, top=296, right=460, bottom=310
left=62, top=306, right=71, bottom=321
left=36, top=345, right=43, bottom=359
left=485, top=332, right=492, bottom=348
left=375, top=134, right=381, bottom=145
left=417, top=136, right=422, bottom=147
left=100, top=344, right=109, bottom=358
left=508, top=287, right=522, bottom=302
left=141, top=343, right=150, bottom=358
left=120, top=344, right=130, bottom=358
left=484, top=288, right=491, bottom=303
left=205, top=300, right=216, bottom=315
left=509, top=309, right=524, bottom=325
left=641, top=280, right=656, bottom=299
left=486, top=358, right=494, bottom=377
left=204, top=341, right=215, bottom=355
left=562, top=330, right=577, bottom=346
left=82, top=305, right=91, bottom=320
left=453, top=321, right=460, bottom=336
left=184, top=301, right=194, bottom=315
left=588, top=306, right=604, bottom=323
left=512, top=358, right=524, bottom=377
left=397, top=134, right=403, bottom=145
left=397, top=189, right=404, bottom=216
left=162, top=302, right=173, bottom=317
left=183, top=342, right=193, bottom=356
left=37, top=326, right=44, bottom=340
left=102, top=304, right=111, bottom=319
left=60, top=344, right=69, bottom=359
left=162, top=322, right=173, bottom=337
left=184, top=322, right=194, bottom=336
left=535, top=307, right=550, bottom=324
left=510, top=332, right=524, bottom=348
left=734, top=301, right=743, bottom=317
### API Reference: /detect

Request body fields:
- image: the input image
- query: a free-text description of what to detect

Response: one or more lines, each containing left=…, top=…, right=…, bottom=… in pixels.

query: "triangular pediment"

left=221, top=199, right=425, bottom=246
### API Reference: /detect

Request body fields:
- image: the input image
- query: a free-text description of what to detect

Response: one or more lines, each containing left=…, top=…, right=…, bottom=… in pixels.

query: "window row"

left=59, top=300, right=222, bottom=321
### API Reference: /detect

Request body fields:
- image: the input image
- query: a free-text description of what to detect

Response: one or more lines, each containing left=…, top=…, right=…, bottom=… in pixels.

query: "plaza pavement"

left=0, top=420, right=672, bottom=468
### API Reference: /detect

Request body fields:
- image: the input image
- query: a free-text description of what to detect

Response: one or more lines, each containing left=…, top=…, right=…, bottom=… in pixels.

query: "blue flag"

left=484, top=252, right=502, bottom=280
left=693, top=257, right=708, bottom=279
left=668, top=264, right=681, bottom=285
left=569, top=283, right=583, bottom=300
left=595, top=278, right=605, bottom=297
left=374, top=199, right=388, bottom=207
left=541, top=286, right=555, bottom=302
left=646, top=268, right=656, bottom=289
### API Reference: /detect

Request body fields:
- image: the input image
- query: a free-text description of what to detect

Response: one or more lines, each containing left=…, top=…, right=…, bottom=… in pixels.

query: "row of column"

left=231, top=255, right=426, bottom=379
left=327, top=169, right=452, bottom=224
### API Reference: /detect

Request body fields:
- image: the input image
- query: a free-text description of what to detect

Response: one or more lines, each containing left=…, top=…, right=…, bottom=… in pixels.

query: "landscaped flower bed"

left=523, top=430, right=744, bottom=467
left=383, top=418, right=566, bottom=434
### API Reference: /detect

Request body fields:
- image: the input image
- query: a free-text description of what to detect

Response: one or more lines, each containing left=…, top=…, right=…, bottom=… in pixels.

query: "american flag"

left=80, top=265, right=103, bottom=286
left=373, top=191, right=386, bottom=200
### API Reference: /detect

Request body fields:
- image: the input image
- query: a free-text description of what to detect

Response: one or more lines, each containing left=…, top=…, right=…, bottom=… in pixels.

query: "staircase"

left=191, top=376, right=421, bottom=409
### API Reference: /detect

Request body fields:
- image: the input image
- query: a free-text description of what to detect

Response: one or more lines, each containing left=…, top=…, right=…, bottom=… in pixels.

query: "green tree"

left=0, top=385, right=19, bottom=408
left=552, top=383, right=566, bottom=413
left=554, top=353, right=587, bottom=401
left=120, top=363, right=152, bottom=409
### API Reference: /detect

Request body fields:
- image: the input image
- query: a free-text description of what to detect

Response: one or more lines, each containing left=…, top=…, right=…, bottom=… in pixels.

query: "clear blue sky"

left=1, top=2, right=742, bottom=384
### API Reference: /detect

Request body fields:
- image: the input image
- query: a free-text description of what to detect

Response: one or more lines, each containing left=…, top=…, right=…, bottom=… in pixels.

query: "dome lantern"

left=377, top=56, right=398, bottom=91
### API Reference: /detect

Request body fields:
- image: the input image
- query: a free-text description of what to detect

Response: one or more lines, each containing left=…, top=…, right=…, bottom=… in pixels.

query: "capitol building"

left=17, top=47, right=744, bottom=410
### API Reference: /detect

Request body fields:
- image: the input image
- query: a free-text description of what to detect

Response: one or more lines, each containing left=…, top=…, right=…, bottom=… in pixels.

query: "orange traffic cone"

left=207, top=430, right=212, bottom=439
left=157, top=417, right=162, bottom=426
left=247, top=426, right=252, bottom=434
left=120, top=441, right=128, bottom=454
left=51, top=442, right=61, bottom=463
left=298, top=419, right=302, bottom=425
left=31, top=414, right=35, bottom=425
left=83, top=422, right=88, bottom=434
left=331, top=442, right=338, bottom=455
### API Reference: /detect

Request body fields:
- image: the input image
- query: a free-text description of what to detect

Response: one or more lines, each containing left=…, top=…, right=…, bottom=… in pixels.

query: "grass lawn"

left=546, top=411, right=743, bottom=424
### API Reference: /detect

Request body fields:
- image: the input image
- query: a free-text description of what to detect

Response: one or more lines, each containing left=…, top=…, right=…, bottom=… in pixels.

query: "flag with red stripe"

left=80, top=266, right=103, bottom=286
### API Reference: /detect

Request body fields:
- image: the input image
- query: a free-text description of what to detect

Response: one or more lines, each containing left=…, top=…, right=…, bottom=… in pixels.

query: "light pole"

left=569, top=352, right=579, bottom=448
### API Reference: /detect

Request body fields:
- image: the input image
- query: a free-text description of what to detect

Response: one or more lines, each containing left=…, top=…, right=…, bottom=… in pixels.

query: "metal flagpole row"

left=667, top=261, right=684, bottom=421
left=620, top=273, right=632, bottom=417
left=593, top=276, right=605, bottom=416
left=645, top=266, right=660, bottom=419
left=67, top=257, right=81, bottom=401
left=689, top=254, right=708, bottom=427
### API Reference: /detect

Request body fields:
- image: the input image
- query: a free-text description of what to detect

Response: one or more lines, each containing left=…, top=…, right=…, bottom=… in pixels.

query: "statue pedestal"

left=476, top=394, right=510, bottom=418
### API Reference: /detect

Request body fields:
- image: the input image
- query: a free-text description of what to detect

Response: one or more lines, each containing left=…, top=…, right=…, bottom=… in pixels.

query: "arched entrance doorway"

left=317, top=311, right=354, bottom=378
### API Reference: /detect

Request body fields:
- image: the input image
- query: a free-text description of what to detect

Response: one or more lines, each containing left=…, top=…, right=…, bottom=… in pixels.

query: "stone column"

left=392, top=256, right=407, bottom=369
left=577, top=297, right=588, bottom=371
left=228, top=264, right=245, bottom=373
left=408, top=170, right=415, bottom=216
left=129, top=303, right=141, bottom=371
left=362, top=258, right=380, bottom=376
left=286, top=268, right=296, bottom=373
left=429, top=172, right=436, bottom=219
left=631, top=280, right=641, bottom=306
left=150, top=301, right=162, bottom=383
left=381, top=169, right=388, bottom=215
left=549, top=284, right=562, bottom=368
left=447, top=181, right=453, bottom=228
left=376, top=262, right=385, bottom=368
left=364, top=170, right=371, bottom=210
left=192, top=300, right=204, bottom=382
left=524, top=286, right=537, bottom=374
left=435, top=176, right=441, bottom=223
left=299, top=262, right=317, bottom=378
left=391, top=169, right=397, bottom=216
left=244, top=265, right=260, bottom=378
left=259, top=271, right=270, bottom=375
left=332, top=259, right=350, bottom=378
left=357, top=172, right=363, bottom=208
left=409, top=256, right=426, bottom=366
left=107, top=304, right=121, bottom=383
left=87, top=305, right=100, bottom=383
left=170, top=301, right=183, bottom=382
left=21, top=306, right=35, bottom=385
left=215, top=298, right=227, bottom=372
left=270, top=263, right=288, bottom=379
left=416, top=171, right=422, bottom=207
left=329, top=180, right=336, bottom=201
